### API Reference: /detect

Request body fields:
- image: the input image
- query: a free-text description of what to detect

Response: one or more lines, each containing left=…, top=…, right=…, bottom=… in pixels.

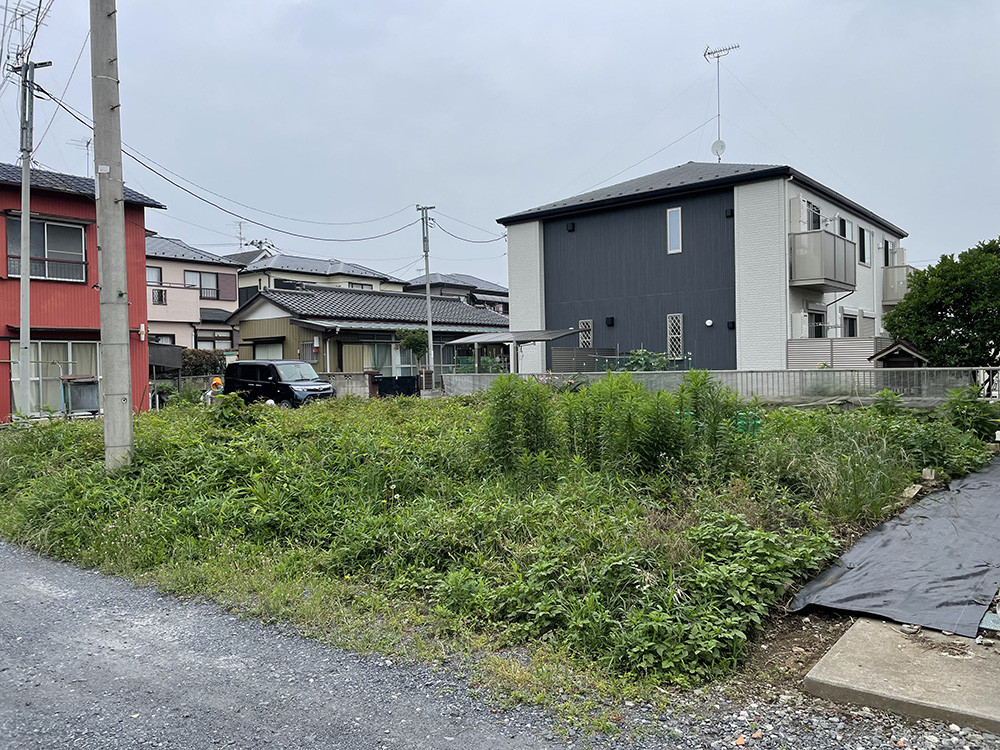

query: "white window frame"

left=806, top=202, right=821, bottom=231
left=666, top=207, right=682, bottom=254
left=666, top=313, right=684, bottom=360
left=9, top=339, right=100, bottom=415
left=808, top=310, right=826, bottom=339
left=842, top=313, right=858, bottom=338
left=577, top=319, right=593, bottom=348
left=858, top=227, right=872, bottom=266
left=6, top=216, right=87, bottom=283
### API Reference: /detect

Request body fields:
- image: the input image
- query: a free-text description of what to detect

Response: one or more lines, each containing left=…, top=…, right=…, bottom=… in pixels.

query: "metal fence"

left=443, top=368, right=1000, bottom=405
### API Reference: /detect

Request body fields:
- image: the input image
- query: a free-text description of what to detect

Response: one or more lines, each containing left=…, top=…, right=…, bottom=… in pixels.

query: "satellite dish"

left=711, top=139, right=726, bottom=158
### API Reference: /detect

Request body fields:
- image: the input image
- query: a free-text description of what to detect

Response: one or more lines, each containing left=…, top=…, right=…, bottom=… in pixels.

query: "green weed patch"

left=0, top=375, right=991, bottom=691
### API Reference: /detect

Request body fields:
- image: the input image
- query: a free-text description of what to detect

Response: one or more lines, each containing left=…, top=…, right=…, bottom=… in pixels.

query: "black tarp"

left=789, top=458, right=1000, bottom=637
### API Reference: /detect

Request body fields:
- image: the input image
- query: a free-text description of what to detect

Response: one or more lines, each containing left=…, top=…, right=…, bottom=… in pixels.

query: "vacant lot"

left=0, top=373, right=991, bottom=709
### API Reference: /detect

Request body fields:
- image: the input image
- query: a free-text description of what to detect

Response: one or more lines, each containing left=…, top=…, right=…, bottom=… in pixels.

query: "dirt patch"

left=732, top=610, right=855, bottom=696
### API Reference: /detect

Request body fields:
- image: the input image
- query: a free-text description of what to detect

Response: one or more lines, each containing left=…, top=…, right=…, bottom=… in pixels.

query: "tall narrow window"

left=858, top=228, right=871, bottom=265
left=838, top=218, right=853, bottom=241
left=808, top=311, right=826, bottom=339
left=666, top=313, right=684, bottom=360
left=667, top=207, right=682, bottom=254
left=883, top=239, right=895, bottom=267
left=577, top=319, right=593, bottom=348
left=807, top=202, right=821, bottom=231
left=842, top=314, right=858, bottom=338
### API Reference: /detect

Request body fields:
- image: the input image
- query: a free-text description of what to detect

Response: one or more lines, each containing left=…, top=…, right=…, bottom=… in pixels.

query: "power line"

left=430, top=209, right=504, bottom=238
left=574, top=116, right=717, bottom=196
left=38, top=87, right=410, bottom=227
left=433, top=218, right=506, bottom=244
left=34, top=29, right=89, bottom=151
left=36, top=86, right=425, bottom=243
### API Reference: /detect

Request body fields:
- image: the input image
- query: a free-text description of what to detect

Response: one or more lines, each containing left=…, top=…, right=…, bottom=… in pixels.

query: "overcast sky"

left=3, top=1, right=997, bottom=286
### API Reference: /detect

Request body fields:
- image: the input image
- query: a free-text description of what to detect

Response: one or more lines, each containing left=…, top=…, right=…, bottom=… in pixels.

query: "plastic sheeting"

left=789, top=458, right=1000, bottom=637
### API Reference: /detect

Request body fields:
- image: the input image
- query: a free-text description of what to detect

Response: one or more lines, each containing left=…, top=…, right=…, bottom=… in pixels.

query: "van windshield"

left=274, top=362, right=320, bottom=382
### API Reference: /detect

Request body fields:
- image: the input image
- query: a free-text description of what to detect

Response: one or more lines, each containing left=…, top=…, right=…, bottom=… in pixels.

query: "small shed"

left=868, top=340, right=929, bottom=369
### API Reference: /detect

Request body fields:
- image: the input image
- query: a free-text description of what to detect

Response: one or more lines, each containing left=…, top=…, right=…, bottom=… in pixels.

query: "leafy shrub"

left=871, top=388, right=903, bottom=416
left=939, top=385, right=997, bottom=440
left=182, top=348, right=226, bottom=376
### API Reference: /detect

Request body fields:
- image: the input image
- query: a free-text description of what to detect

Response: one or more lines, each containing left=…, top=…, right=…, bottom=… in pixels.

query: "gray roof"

left=498, top=161, right=907, bottom=237
left=146, top=236, right=242, bottom=266
left=230, top=287, right=509, bottom=328
left=223, top=248, right=269, bottom=267
left=200, top=307, right=232, bottom=324
left=406, top=272, right=507, bottom=294
left=242, top=252, right=407, bottom=283
left=0, top=162, right=165, bottom=209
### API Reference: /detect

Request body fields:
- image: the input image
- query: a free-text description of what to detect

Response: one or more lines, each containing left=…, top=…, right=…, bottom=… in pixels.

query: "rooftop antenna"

left=70, top=137, right=92, bottom=177
left=703, top=43, right=739, bottom=162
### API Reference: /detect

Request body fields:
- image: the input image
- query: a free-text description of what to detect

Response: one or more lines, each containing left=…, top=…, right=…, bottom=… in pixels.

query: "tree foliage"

left=395, top=328, right=429, bottom=360
left=181, top=348, right=227, bottom=376
left=883, top=238, right=1000, bottom=366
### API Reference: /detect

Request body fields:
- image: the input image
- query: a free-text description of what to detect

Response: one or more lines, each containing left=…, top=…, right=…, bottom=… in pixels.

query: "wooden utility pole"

left=90, top=0, right=133, bottom=469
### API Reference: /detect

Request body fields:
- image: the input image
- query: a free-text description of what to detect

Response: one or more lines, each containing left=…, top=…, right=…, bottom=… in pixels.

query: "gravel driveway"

left=2, top=541, right=998, bottom=750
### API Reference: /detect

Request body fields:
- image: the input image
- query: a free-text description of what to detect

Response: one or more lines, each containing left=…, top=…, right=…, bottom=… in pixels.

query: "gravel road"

left=2, top=541, right=999, bottom=750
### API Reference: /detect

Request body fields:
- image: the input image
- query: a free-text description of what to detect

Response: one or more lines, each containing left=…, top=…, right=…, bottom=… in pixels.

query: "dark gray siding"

left=542, top=187, right=736, bottom=370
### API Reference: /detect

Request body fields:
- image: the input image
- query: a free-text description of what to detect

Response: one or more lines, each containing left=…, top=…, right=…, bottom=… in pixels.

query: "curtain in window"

left=73, top=343, right=98, bottom=376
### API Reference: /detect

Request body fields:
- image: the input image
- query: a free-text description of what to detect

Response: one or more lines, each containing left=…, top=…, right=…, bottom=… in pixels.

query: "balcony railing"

left=8, top=255, right=87, bottom=282
left=883, top=265, right=914, bottom=305
left=789, top=230, right=856, bottom=292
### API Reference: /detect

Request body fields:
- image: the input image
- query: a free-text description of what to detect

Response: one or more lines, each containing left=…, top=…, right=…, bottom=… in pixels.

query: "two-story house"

left=404, top=273, right=509, bottom=315
left=226, top=247, right=407, bottom=306
left=145, top=236, right=240, bottom=350
left=0, top=163, right=164, bottom=419
left=498, top=162, right=910, bottom=372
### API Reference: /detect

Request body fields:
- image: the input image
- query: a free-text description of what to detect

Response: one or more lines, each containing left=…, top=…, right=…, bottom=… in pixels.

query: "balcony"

left=882, top=265, right=914, bottom=306
left=789, top=230, right=856, bottom=292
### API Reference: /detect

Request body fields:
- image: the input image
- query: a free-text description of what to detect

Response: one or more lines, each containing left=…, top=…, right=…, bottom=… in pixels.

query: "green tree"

left=883, top=238, right=1000, bottom=366
left=395, top=329, right=429, bottom=362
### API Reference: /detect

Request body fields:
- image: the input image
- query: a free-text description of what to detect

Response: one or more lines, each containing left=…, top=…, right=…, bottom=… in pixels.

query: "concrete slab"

left=805, top=618, right=1000, bottom=735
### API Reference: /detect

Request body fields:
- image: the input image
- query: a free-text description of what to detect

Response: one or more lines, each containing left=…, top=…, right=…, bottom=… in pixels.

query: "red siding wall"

left=0, top=186, right=151, bottom=420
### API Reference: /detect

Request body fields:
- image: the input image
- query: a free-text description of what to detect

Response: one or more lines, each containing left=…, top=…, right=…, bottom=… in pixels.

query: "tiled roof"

left=146, top=236, right=241, bottom=266
left=406, top=272, right=507, bottom=294
left=242, top=252, right=407, bottom=283
left=200, top=308, right=232, bottom=324
left=238, top=287, right=509, bottom=328
left=497, top=161, right=907, bottom=237
left=0, top=162, right=166, bottom=208
left=223, top=249, right=269, bottom=266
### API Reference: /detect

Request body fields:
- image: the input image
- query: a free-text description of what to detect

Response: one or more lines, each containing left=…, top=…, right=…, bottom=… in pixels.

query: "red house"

left=0, top=163, right=165, bottom=420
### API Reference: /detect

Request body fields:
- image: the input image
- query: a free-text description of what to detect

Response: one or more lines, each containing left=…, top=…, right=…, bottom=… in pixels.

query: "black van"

left=223, top=360, right=335, bottom=407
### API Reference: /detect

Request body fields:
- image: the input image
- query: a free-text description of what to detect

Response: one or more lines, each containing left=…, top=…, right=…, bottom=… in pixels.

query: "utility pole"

left=417, top=205, right=435, bottom=390
left=90, top=0, right=133, bottom=469
left=13, top=57, right=51, bottom=417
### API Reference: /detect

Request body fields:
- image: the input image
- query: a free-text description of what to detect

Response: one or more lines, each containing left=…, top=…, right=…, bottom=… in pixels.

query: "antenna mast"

left=703, top=43, right=739, bottom=162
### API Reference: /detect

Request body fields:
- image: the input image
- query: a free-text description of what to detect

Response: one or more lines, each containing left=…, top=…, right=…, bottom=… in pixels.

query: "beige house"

left=226, top=247, right=407, bottom=307
left=145, top=236, right=241, bottom=350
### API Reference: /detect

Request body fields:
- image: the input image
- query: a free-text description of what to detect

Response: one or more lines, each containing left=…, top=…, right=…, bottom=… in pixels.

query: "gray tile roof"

left=223, top=249, right=269, bottom=267
left=0, top=162, right=166, bottom=209
left=237, top=287, right=509, bottom=328
left=242, top=252, right=407, bottom=283
left=497, top=161, right=907, bottom=237
left=146, top=236, right=242, bottom=266
left=406, top=272, right=507, bottom=294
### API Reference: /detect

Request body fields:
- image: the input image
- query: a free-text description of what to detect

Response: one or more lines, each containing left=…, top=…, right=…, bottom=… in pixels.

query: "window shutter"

left=218, top=272, right=238, bottom=301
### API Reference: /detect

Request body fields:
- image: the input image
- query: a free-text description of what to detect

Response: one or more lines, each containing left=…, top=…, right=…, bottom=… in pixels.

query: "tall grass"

left=0, top=373, right=991, bottom=685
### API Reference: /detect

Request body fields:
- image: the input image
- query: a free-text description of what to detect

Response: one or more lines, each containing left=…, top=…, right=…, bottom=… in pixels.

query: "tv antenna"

left=70, top=137, right=92, bottom=177
left=703, top=43, right=739, bottom=162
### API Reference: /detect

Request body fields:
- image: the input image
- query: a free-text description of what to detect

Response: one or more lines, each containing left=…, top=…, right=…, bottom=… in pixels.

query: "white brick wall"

left=506, top=220, right=546, bottom=373
left=734, top=179, right=790, bottom=369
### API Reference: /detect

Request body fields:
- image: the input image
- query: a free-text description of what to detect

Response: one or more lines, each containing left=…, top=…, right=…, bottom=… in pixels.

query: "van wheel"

left=278, top=400, right=293, bottom=409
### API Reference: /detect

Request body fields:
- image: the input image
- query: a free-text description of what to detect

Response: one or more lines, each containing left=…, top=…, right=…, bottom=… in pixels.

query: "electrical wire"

left=40, top=87, right=410, bottom=227
left=574, top=116, right=717, bottom=196
left=433, top=219, right=506, bottom=244
left=34, top=29, right=89, bottom=152
left=37, top=86, right=425, bottom=244
left=430, top=209, right=504, bottom=238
